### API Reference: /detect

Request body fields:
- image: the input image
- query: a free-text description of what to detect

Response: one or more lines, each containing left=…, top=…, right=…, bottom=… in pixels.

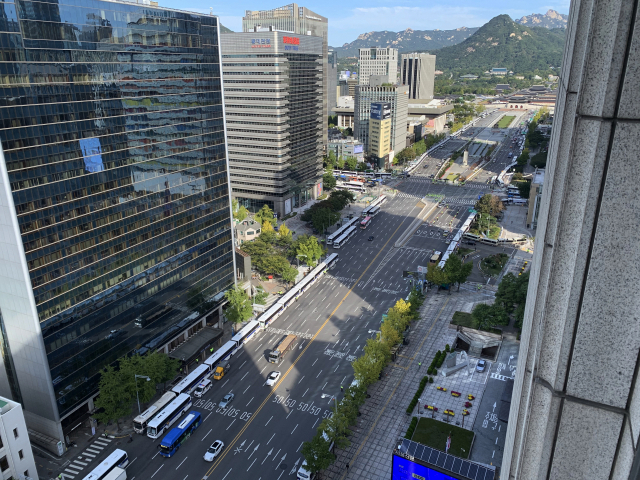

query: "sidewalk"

left=324, top=289, right=496, bottom=480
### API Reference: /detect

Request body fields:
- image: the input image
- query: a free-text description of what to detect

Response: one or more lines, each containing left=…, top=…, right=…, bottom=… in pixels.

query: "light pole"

left=134, top=374, right=151, bottom=414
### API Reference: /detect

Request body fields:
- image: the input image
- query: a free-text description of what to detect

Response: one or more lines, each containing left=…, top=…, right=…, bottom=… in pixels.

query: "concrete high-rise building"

left=0, top=1, right=234, bottom=448
left=222, top=31, right=323, bottom=216
left=354, top=80, right=408, bottom=159
left=328, top=49, right=338, bottom=114
left=501, top=1, right=640, bottom=478
left=358, top=48, right=398, bottom=85
left=243, top=4, right=328, bottom=145
left=401, top=53, right=436, bottom=100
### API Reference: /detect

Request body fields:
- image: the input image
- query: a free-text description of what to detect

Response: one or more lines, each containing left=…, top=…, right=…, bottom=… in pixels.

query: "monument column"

left=501, top=1, right=640, bottom=478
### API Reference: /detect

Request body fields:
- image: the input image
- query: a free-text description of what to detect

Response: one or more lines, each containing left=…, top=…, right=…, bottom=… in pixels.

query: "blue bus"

left=158, top=411, right=202, bottom=457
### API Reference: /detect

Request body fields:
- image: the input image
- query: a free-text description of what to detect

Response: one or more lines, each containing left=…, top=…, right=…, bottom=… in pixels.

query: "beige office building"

left=358, top=47, right=398, bottom=85
left=400, top=53, right=436, bottom=100
left=368, top=102, right=392, bottom=159
left=243, top=4, right=328, bottom=145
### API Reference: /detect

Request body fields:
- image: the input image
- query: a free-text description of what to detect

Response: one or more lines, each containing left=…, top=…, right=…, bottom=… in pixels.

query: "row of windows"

left=227, top=135, right=286, bottom=143
left=228, top=143, right=284, bottom=151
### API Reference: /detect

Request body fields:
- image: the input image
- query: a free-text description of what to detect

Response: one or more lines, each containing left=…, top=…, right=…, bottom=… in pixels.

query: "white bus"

left=512, top=198, right=527, bottom=205
left=147, top=393, right=192, bottom=439
left=360, top=216, right=372, bottom=230
left=326, top=217, right=359, bottom=245
left=333, top=226, right=357, bottom=249
left=133, top=391, right=176, bottom=434
left=171, top=364, right=210, bottom=396
left=368, top=205, right=381, bottom=217
left=336, top=181, right=365, bottom=193
left=82, top=449, right=129, bottom=480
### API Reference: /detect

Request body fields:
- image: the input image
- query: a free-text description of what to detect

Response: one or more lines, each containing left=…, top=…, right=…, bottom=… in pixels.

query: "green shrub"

left=405, top=417, right=419, bottom=439
left=445, top=344, right=450, bottom=352
left=428, top=376, right=434, bottom=383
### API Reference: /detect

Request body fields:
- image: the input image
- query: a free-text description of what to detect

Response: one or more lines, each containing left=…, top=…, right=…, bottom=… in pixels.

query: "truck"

left=103, top=467, right=127, bottom=480
left=212, top=361, right=231, bottom=380
left=269, top=334, right=297, bottom=363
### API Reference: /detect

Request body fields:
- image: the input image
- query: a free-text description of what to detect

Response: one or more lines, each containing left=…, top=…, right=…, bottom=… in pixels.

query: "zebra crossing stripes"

left=61, top=437, right=112, bottom=478
left=443, top=198, right=476, bottom=205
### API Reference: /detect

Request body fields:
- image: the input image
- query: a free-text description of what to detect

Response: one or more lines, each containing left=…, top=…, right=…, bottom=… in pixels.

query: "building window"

left=0, top=434, right=3, bottom=448
left=0, top=456, right=8, bottom=471
left=19, top=450, right=24, bottom=460
left=13, top=428, right=18, bottom=439
left=24, top=471, right=29, bottom=478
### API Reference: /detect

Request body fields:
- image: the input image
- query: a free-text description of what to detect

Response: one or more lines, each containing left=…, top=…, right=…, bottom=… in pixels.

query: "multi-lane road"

left=64, top=111, right=523, bottom=480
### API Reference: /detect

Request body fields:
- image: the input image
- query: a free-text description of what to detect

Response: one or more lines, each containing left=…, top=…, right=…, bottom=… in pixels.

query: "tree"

left=474, top=194, right=504, bottom=217
left=294, top=235, right=324, bottom=267
left=255, top=204, right=276, bottom=226
left=277, top=223, right=293, bottom=248
left=516, top=180, right=531, bottom=199
left=301, top=432, right=335, bottom=473
left=444, top=254, right=473, bottom=291
left=224, top=286, right=253, bottom=324
left=344, top=127, right=353, bottom=137
left=323, top=172, right=337, bottom=190
left=426, top=263, right=449, bottom=291
left=380, top=319, right=401, bottom=347
left=345, top=156, right=357, bottom=170
left=281, top=265, right=298, bottom=285
left=93, top=365, right=134, bottom=428
left=475, top=104, right=486, bottom=115
left=253, top=286, right=268, bottom=305
left=261, top=220, right=275, bottom=233
left=407, top=288, right=425, bottom=318
left=231, top=199, right=248, bottom=222
left=311, top=207, right=340, bottom=233
left=471, top=303, right=509, bottom=331
left=336, top=156, right=345, bottom=169
left=186, top=287, right=214, bottom=316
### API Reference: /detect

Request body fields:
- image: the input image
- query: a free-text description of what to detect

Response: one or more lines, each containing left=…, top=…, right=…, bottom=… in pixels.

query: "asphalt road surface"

left=75, top=114, right=523, bottom=480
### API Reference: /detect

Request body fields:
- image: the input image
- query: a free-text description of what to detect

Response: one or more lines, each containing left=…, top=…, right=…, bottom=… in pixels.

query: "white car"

left=204, top=440, right=224, bottom=461
left=218, top=393, right=234, bottom=408
left=265, top=371, right=281, bottom=386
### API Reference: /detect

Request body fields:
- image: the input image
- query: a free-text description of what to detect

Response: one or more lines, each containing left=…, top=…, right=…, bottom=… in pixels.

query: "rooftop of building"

left=0, top=396, right=19, bottom=415
left=236, top=219, right=262, bottom=233
left=408, top=100, right=454, bottom=115
left=168, top=326, right=224, bottom=364
left=243, top=4, right=327, bottom=22
left=328, top=137, right=362, bottom=145
left=532, top=169, right=545, bottom=185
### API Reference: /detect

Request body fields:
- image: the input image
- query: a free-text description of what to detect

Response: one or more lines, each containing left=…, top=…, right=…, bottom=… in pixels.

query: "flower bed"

left=444, top=409, right=455, bottom=416
left=451, top=391, right=461, bottom=397
left=437, top=386, right=447, bottom=392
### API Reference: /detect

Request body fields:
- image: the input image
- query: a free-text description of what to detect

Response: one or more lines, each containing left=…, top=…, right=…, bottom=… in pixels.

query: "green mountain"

left=431, top=15, right=566, bottom=73
left=332, top=27, right=478, bottom=58
left=220, top=24, right=233, bottom=34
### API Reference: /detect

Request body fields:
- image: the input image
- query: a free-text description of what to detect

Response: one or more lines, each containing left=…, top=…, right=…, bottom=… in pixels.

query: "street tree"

left=322, top=172, right=337, bottom=190
left=281, top=265, right=298, bottom=285
left=474, top=194, right=504, bottom=217
left=380, top=319, right=402, bottom=347
left=93, top=365, right=135, bottom=429
left=345, top=156, right=358, bottom=170
left=320, top=410, right=351, bottom=450
left=276, top=223, right=293, bottom=248
left=301, top=432, right=335, bottom=473
left=295, top=235, right=324, bottom=267
left=255, top=204, right=276, bottom=226
left=444, top=254, right=474, bottom=291
left=253, top=286, right=269, bottom=305
left=311, top=207, right=340, bottom=233
left=407, top=287, right=425, bottom=318
left=426, top=263, right=449, bottom=291
left=471, top=303, right=509, bottom=331
left=224, top=286, right=253, bottom=324
left=261, top=220, right=275, bottom=233
left=336, top=156, right=345, bottom=169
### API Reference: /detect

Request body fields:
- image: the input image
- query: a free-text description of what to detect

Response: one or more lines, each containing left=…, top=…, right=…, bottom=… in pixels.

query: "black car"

left=368, top=236, right=374, bottom=241
left=466, top=241, right=476, bottom=245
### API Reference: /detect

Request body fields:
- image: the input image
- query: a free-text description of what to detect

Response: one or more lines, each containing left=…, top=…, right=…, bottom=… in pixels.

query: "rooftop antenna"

left=210, top=7, right=213, bottom=15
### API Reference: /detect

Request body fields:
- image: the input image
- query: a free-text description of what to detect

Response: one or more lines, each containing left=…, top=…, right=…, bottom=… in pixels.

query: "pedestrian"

left=340, top=385, right=344, bottom=392
left=419, top=362, right=422, bottom=368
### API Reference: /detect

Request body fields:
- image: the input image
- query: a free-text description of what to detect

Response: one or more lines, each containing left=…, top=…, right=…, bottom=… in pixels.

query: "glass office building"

left=0, top=0, right=234, bottom=444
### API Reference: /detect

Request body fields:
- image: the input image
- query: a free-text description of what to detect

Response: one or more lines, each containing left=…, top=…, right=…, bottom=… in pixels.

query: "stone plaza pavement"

left=324, top=288, right=496, bottom=480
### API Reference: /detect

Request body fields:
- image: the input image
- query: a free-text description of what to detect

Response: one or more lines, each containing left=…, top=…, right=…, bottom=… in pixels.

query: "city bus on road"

left=158, top=411, right=202, bottom=458
left=82, top=449, right=129, bottom=480
left=429, top=251, right=442, bottom=264
left=147, top=393, right=192, bottom=439
left=368, top=205, right=380, bottom=217
left=171, top=364, right=210, bottom=396
left=326, top=217, right=359, bottom=245
left=336, top=181, right=365, bottom=193
left=360, top=216, right=372, bottom=229
left=133, top=391, right=176, bottom=434
left=333, top=225, right=357, bottom=249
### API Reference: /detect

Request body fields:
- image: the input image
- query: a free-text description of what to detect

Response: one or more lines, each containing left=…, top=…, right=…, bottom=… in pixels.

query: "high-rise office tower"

left=354, top=81, right=408, bottom=165
left=400, top=53, right=436, bottom=100
left=222, top=31, right=323, bottom=216
left=0, top=0, right=234, bottom=446
left=358, top=48, right=398, bottom=85
left=243, top=4, right=328, bottom=145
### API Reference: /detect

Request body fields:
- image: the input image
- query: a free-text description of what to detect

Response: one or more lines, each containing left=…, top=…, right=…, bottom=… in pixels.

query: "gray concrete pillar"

left=501, top=1, right=640, bottom=479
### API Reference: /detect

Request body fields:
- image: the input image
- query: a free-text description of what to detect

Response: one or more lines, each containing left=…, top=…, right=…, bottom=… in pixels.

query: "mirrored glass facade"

left=0, top=0, right=233, bottom=422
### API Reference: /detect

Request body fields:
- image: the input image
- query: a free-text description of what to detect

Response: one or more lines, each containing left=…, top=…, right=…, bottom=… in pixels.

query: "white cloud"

left=329, top=6, right=490, bottom=45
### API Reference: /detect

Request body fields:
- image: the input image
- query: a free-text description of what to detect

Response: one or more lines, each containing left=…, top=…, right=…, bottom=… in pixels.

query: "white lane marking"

left=201, top=428, right=212, bottom=441
left=267, top=433, right=276, bottom=445
left=246, top=397, right=254, bottom=407
left=291, top=424, right=298, bottom=434
left=227, top=419, right=236, bottom=430
left=176, top=457, right=188, bottom=469
left=265, top=416, right=273, bottom=426
left=298, top=376, right=305, bottom=384
left=151, top=465, right=164, bottom=478
left=221, top=468, right=233, bottom=480
left=316, top=370, right=323, bottom=378
left=302, top=388, right=309, bottom=397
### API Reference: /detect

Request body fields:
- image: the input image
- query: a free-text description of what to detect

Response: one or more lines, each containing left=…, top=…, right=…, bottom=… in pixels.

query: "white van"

left=297, top=461, right=315, bottom=480
left=193, top=379, right=212, bottom=398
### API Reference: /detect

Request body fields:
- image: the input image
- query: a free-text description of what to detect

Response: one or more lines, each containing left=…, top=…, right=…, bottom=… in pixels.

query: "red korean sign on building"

left=282, top=36, right=300, bottom=45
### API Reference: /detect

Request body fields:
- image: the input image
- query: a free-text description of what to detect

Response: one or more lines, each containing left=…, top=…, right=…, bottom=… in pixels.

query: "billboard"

left=353, top=145, right=363, bottom=154
left=80, top=137, right=104, bottom=173
left=370, top=102, right=391, bottom=120
left=393, top=454, right=459, bottom=480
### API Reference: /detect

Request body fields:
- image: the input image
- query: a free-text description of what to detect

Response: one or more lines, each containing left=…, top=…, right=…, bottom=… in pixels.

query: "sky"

left=160, top=0, right=571, bottom=46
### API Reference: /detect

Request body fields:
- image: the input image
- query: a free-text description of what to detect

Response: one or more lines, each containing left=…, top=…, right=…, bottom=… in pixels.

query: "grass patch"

left=451, top=311, right=473, bottom=328
left=497, top=115, right=515, bottom=129
left=457, top=248, right=473, bottom=257
left=446, top=173, right=459, bottom=182
left=481, top=253, right=509, bottom=276
left=411, top=417, right=474, bottom=459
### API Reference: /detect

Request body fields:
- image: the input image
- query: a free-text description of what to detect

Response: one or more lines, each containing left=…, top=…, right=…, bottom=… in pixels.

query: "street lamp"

left=134, top=375, right=151, bottom=414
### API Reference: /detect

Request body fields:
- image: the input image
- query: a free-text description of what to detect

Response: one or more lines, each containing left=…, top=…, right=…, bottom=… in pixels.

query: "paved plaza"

left=324, top=287, right=501, bottom=480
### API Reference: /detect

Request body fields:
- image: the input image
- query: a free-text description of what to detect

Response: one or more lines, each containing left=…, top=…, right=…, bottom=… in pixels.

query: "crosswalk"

left=443, top=198, right=476, bottom=205
left=62, top=436, right=113, bottom=478
left=404, top=177, right=494, bottom=189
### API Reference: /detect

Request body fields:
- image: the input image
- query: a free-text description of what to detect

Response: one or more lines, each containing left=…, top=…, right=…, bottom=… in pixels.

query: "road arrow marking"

left=493, top=402, right=497, bottom=412
left=275, top=454, right=286, bottom=470
left=248, top=443, right=260, bottom=459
